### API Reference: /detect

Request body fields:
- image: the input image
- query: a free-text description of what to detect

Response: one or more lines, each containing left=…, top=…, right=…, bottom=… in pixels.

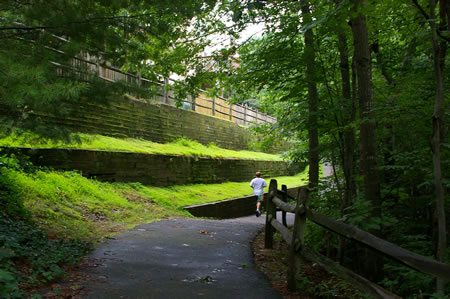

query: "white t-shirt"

left=250, top=177, right=267, bottom=196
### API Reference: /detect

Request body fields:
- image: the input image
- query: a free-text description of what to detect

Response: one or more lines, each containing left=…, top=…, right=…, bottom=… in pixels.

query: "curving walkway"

left=80, top=214, right=293, bottom=299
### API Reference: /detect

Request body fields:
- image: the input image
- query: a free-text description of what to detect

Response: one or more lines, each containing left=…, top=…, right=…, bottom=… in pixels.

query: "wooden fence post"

left=191, top=95, right=196, bottom=111
left=163, top=77, right=169, bottom=104
left=212, top=97, right=216, bottom=116
left=244, top=104, right=247, bottom=126
left=287, top=187, right=309, bottom=291
left=229, top=103, right=233, bottom=121
left=95, top=57, right=100, bottom=78
left=265, top=179, right=278, bottom=249
left=297, top=187, right=309, bottom=248
left=281, top=185, right=288, bottom=227
left=137, top=72, right=141, bottom=99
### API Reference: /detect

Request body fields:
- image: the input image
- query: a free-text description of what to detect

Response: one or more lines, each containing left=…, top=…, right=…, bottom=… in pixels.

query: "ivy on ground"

left=0, top=153, right=93, bottom=298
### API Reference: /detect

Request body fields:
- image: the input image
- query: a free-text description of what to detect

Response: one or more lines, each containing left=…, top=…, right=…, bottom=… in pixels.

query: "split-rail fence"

left=265, top=179, right=450, bottom=298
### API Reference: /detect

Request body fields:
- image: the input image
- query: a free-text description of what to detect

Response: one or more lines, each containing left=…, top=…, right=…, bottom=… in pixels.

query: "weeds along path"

left=80, top=216, right=283, bottom=299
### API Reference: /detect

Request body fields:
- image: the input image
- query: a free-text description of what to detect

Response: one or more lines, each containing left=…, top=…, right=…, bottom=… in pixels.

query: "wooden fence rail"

left=264, top=179, right=450, bottom=298
left=64, top=53, right=277, bottom=125
left=187, top=93, right=276, bottom=125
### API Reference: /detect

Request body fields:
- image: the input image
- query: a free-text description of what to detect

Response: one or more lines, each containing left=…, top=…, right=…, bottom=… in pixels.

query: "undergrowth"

left=0, top=154, right=94, bottom=298
left=253, top=231, right=365, bottom=299
left=0, top=132, right=283, bottom=161
left=0, top=216, right=92, bottom=298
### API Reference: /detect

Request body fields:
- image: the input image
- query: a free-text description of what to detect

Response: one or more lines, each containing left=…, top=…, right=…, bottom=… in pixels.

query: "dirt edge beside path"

left=252, top=230, right=364, bottom=299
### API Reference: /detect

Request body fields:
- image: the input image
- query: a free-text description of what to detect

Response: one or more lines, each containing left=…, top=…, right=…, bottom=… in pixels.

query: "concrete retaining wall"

left=184, top=186, right=302, bottom=219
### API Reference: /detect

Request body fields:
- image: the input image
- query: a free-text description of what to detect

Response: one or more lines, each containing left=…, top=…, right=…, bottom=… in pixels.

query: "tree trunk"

left=429, top=0, right=447, bottom=293
left=372, top=39, right=397, bottom=197
left=301, top=0, right=319, bottom=190
left=351, top=0, right=383, bottom=282
left=336, top=28, right=356, bottom=265
left=337, top=31, right=356, bottom=215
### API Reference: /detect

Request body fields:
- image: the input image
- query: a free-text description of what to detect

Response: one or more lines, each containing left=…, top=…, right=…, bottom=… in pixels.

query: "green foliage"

left=1, top=0, right=448, bottom=296
left=296, top=275, right=315, bottom=294
left=296, top=269, right=365, bottom=298
left=0, top=154, right=32, bottom=219
left=211, top=0, right=450, bottom=296
left=0, top=0, right=218, bottom=138
left=0, top=132, right=284, bottom=161
left=0, top=216, right=92, bottom=298
left=381, top=263, right=434, bottom=297
left=0, top=154, right=94, bottom=298
left=0, top=268, right=22, bottom=299
left=314, top=278, right=363, bottom=299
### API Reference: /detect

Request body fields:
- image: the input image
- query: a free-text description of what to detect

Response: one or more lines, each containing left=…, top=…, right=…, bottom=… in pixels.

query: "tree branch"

left=411, top=0, right=430, bottom=20
left=68, top=13, right=159, bottom=25
left=0, top=12, right=159, bottom=32
left=0, top=26, right=54, bottom=31
left=411, top=0, right=450, bottom=43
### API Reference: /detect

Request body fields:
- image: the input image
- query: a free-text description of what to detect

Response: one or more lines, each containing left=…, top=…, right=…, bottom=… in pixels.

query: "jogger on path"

left=250, top=172, right=267, bottom=217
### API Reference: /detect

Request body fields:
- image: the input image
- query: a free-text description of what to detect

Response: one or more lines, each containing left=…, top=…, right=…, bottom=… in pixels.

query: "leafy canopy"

left=0, top=0, right=217, bottom=138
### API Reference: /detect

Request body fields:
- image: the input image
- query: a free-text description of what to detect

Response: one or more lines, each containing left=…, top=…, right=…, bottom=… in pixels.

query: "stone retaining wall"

left=0, top=97, right=288, bottom=153
left=3, top=147, right=302, bottom=186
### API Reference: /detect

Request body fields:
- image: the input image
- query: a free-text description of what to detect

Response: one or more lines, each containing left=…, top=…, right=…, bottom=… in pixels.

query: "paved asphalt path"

left=81, top=213, right=294, bottom=299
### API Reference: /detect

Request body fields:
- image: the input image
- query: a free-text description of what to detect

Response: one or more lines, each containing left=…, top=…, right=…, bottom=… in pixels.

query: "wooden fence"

left=58, top=53, right=277, bottom=125
left=192, top=93, right=276, bottom=125
left=265, top=179, right=450, bottom=298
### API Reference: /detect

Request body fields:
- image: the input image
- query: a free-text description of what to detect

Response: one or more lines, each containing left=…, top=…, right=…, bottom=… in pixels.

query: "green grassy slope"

left=0, top=132, right=283, bottom=161
left=3, top=164, right=307, bottom=242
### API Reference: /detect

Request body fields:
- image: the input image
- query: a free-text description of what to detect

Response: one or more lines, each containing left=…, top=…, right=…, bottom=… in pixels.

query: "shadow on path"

left=81, top=214, right=292, bottom=299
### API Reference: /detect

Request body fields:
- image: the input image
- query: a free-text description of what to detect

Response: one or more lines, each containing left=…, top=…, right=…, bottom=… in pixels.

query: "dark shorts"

left=257, top=195, right=264, bottom=202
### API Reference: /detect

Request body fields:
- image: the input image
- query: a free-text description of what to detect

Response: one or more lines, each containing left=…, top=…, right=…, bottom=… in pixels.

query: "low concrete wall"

left=3, top=147, right=302, bottom=186
left=184, top=186, right=302, bottom=219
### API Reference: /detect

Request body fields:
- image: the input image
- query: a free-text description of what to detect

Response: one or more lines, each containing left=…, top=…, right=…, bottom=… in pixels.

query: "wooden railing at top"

left=13, top=23, right=276, bottom=127
left=265, top=179, right=450, bottom=299
left=189, top=92, right=276, bottom=126
left=63, top=54, right=277, bottom=126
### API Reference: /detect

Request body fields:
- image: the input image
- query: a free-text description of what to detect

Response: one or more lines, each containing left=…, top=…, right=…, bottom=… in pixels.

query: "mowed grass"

left=4, top=166, right=308, bottom=242
left=0, top=132, right=283, bottom=161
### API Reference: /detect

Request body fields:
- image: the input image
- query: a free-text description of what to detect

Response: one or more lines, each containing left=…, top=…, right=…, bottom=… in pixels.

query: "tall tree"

left=428, top=0, right=447, bottom=293
left=411, top=0, right=448, bottom=293
left=351, top=0, right=383, bottom=281
left=334, top=8, right=357, bottom=264
left=300, top=0, right=320, bottom=190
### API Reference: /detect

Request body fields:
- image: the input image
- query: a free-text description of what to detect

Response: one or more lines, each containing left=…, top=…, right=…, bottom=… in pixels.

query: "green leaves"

left=0, top=215, right=93, bottom=297
left=1, top=0, right=219, bottom=138
left=0, top=268, right=22, bottom=299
